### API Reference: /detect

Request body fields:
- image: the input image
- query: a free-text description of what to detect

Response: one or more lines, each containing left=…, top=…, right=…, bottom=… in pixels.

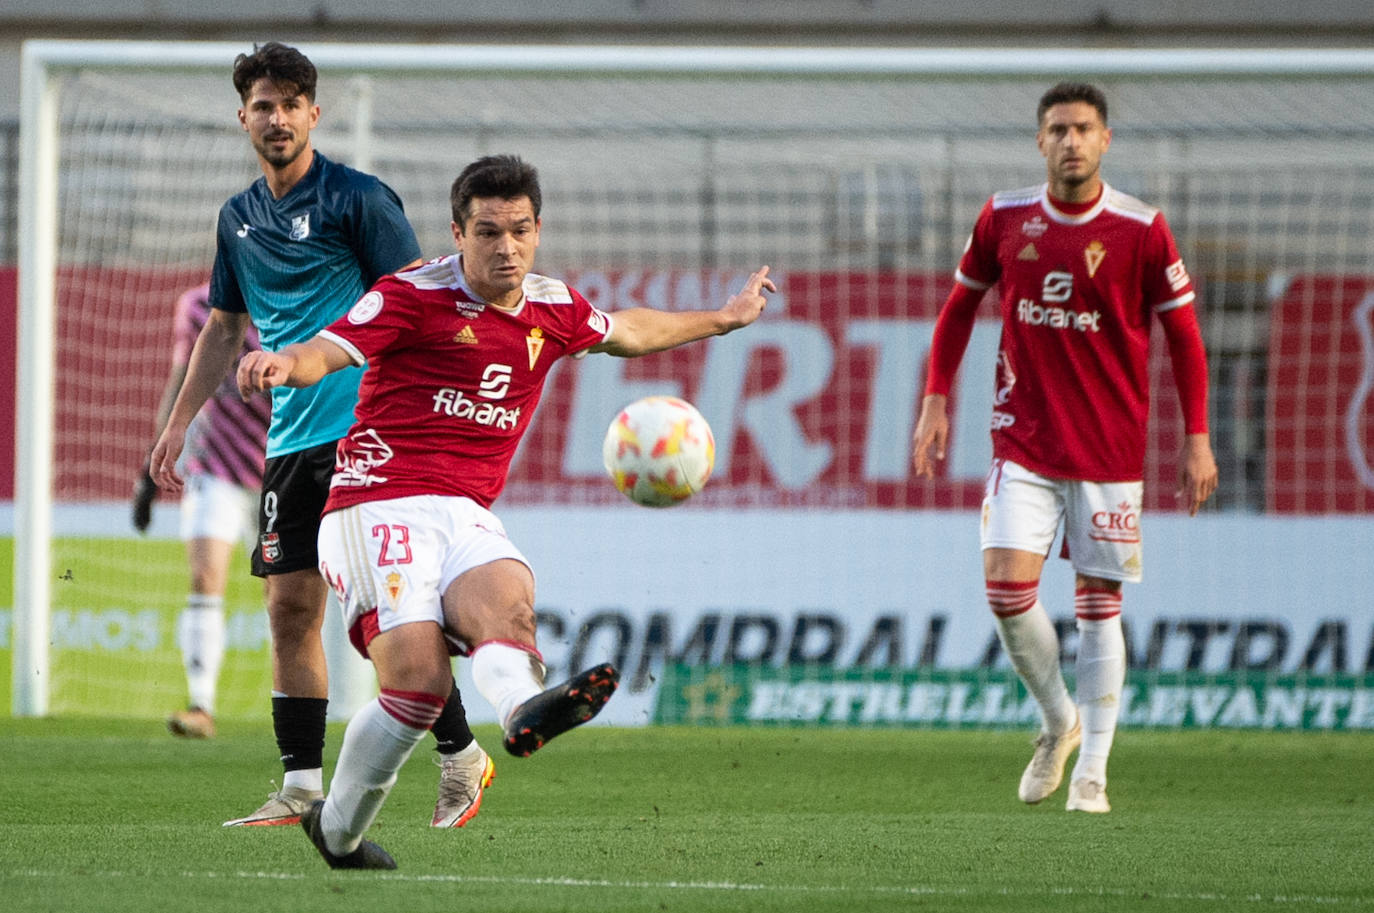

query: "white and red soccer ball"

left=602, top=396, right=715, bottom=507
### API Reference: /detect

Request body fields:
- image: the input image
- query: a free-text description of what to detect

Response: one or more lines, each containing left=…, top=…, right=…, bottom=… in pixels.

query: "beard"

left=1055, top=157, right=1098, bottom=189
left=254, top=133, right=307, bottom=169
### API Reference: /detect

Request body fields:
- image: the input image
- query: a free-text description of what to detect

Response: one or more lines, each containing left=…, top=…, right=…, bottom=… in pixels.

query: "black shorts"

left=251, top=441, right=337, bottom=577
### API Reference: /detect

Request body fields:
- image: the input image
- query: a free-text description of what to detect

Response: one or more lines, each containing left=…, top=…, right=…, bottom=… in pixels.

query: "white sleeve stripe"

left=569, top=309, right=614, bottom=360
left=318, top=329, right=367, bottom=366
left=955, top=269, right=992, bottom=291
left=1153, top=291, right=1197, bottom=313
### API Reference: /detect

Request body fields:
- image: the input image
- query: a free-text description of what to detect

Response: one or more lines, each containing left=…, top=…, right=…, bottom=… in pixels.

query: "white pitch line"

left=6, top=869, right=1371, bottom=906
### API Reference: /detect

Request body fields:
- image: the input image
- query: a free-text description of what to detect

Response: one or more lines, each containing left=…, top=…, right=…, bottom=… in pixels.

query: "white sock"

left=995, top=600, right=1077, bottom=735
left=177, top=595, right=225, bottom=714
left=282, top=768, right=323, bottom=794
left=1072, top=613, right=1126, bottom=785
left=448, top=739, right=484, bottom=765
left=320, top=695, right=433, bottom=856
left=470, top=642, right=546, bottom=727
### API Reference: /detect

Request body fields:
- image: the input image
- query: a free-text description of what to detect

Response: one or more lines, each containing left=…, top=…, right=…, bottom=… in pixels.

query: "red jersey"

left=318, top=255, right=612, bottom=511
left=953, top=183, right=1196, bottom=481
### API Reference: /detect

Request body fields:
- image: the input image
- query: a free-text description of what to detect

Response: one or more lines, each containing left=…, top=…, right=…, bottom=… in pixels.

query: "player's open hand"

left=148, top=429, right=185, bottom=493
left=1176, top=432, right=1218, bottom=516
left=911, top=394, right=950, bottom=478
left=720, top=266, right=775, bottom=332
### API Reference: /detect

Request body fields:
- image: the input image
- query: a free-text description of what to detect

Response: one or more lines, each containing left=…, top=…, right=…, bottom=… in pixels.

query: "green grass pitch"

left=1, top=718, right=1371, bottom=912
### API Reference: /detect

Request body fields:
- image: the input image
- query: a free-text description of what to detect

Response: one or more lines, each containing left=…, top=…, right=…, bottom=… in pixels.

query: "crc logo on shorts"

left=259, top=532, right=282, bottom=564
left=1089, top=501, right=1141, bottom=544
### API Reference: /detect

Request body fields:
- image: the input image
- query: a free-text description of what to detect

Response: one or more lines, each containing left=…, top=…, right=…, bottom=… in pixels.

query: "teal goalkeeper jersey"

left=209, top=151, right=421, bottom=458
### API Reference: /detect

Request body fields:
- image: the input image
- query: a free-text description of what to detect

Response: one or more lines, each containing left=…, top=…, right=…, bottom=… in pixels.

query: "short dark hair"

left=232, top=42, right=318, bottom=103
left=450, top=155, right=542, bottom=228
left=1036, top=82, right=1108, bottom=126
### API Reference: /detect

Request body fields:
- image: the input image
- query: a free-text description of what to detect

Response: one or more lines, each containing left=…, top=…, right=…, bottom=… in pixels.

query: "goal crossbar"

left=16, top=40, right=1374, bottom=716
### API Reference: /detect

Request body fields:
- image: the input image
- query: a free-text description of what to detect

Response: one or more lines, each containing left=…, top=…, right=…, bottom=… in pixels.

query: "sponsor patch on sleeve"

left=1165, top=260, right=1191, bottom=292
left=587, top=307, right=611, bottom=338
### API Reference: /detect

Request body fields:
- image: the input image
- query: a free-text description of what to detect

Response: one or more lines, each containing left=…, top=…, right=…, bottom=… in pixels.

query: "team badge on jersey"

left=290, top=213, right=311, bottom=241
left=384, top=571, right=405, bottom=609
left=348, top=291, right=384, bottom=324
left=259, top=531, right=282, bottom=564
left=526, top=327, right=545, bottom=370
left=1084, top=241, right=1107, bottom=278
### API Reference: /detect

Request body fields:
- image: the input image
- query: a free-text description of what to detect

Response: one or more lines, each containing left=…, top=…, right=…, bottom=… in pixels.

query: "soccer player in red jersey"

left=912, top=83, right=1218, bottom=813
left=238, top=154, right=774, bottom=868
left=150, top=43, right=485, bottom=830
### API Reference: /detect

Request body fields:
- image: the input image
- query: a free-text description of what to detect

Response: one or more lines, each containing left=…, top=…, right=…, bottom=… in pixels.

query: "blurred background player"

left=133, top=282, right=271, bottom=739
left=911, top=83, right=1218, bottom=813
left=149, top=42, right=488, bottom=829
left=236, top=154, right=775, bottom=868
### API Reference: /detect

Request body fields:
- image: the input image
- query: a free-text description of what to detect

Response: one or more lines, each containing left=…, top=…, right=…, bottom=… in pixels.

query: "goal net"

left=12, top=43, right=1374, bottom=729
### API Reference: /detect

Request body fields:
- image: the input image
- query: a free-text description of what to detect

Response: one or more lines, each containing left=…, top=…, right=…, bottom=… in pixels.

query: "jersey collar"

left=454, top=255, right=527, bottom=315
left=1039, top=182, right=1110, bottom=226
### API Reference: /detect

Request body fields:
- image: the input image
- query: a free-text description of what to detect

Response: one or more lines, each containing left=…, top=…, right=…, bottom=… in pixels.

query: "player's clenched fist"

left=237, top=349, right=294, bottom=397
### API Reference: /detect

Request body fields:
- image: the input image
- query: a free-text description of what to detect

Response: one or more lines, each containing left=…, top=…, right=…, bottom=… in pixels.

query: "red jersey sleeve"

left=954, top=199, right=1001, bottom=290
left=1142, top=213, right=1196, bottom=312
left=924, top=283, right=986, bottom=396
left=562, top=285, right=614, bottom=357
left=1159, top=305, right=1210, bottom=434
left=318, top=278, right=417, bottom=364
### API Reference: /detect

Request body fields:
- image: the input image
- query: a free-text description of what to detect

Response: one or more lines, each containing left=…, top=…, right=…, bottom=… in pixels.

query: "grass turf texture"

left=0, top=536, right=274, bottom=718
left=1, top=719, right=1371, bottom=912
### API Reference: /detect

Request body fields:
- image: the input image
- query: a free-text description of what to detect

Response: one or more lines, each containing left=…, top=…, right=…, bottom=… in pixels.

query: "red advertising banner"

left=1266, top=275, right=1374, bottom=513
left=0, top=266, right=1227, bottom=512
left=500, top=268, right=1189, bottom=511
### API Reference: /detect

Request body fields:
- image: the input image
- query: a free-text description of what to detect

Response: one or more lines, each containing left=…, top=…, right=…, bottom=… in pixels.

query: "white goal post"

left=15, top=41, right=1374, bottom=717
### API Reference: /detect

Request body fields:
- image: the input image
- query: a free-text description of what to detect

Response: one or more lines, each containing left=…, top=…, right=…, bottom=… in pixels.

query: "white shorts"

left=980, top=459, right=1144, bottom=583
left=317, top=494, right=532, bottom=658
left=179, top=472, right=258, bottom=548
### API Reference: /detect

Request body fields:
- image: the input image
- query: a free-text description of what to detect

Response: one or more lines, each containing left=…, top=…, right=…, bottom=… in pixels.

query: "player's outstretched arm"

left=912, top=393, right=951, bottom=478
left=1176, top=432, right=1218, bottom=517
left=236, top=336, right=352, bottom=398
left=592, top=266, right=775, bottom=357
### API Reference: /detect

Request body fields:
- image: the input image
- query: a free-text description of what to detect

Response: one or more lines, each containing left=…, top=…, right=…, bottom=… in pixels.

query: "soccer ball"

left=602, top=396, right=715, bottom=507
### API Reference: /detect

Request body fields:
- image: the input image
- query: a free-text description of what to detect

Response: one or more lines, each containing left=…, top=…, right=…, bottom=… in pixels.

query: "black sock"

left=430, top=680, right=474, bottom=755
left=271, top=696, right=328, bottom=772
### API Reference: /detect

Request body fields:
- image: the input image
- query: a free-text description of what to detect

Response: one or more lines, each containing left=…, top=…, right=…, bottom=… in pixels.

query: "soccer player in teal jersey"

left=150, top=42, right=493, bottom=830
